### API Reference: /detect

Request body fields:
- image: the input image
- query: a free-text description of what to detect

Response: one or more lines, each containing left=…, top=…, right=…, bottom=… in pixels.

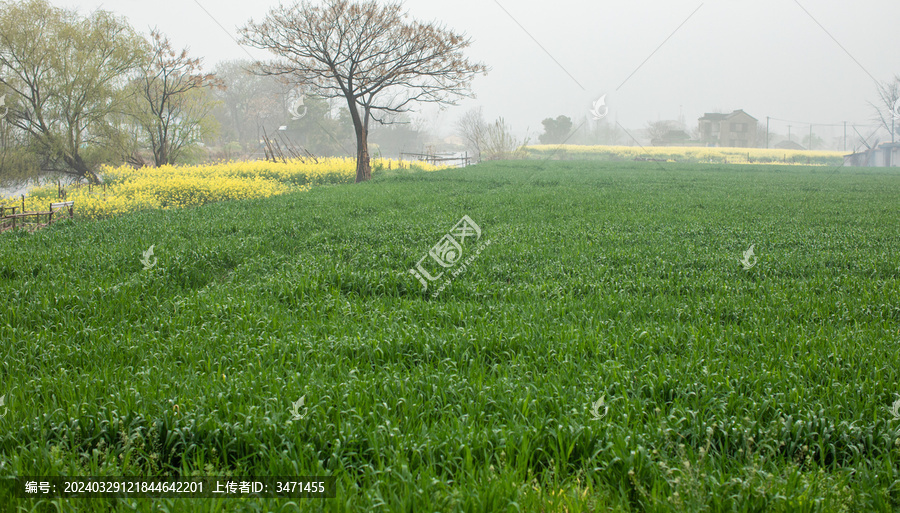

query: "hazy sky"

left=59, top=0, right=900, bottom=142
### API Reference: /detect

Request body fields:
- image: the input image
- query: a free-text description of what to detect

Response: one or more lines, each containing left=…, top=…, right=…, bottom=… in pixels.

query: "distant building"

left=775, top=140, right=806, bottom=151
left=843, top=142, right=900, bottom=167
left=697, top=110, right=758, bottom=147
left=651, top=129, right=692, bottom=146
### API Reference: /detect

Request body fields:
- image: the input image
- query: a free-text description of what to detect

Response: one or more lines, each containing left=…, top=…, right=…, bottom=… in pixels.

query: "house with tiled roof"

left=697, top=110, right=758, bottom=147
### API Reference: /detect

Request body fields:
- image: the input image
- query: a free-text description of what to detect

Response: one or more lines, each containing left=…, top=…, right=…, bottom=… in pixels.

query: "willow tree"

left=0, top=0, right=146, bottom=183
left=241, top=0, right=487, bottom=182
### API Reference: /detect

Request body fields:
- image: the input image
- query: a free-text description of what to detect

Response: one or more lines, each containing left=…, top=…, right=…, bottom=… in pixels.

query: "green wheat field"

left=2, top=161, right=900, bottom=512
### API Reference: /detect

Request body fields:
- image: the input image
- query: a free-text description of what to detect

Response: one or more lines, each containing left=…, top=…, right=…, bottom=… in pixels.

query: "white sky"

left=59, top=0, right=900, bottom=140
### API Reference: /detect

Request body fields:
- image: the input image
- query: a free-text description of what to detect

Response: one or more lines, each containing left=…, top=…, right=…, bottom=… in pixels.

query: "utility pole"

left=766, top=116, right=769, bottom=148
left=809, top=124, right=813, bottom=150
left=843, top=122, right=847, bottom=152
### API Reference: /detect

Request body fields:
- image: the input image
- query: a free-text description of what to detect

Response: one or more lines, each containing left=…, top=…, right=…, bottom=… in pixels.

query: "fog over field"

left=4, top=1, right=900, bottom=511
left=57, top=0, right=900, bottom=138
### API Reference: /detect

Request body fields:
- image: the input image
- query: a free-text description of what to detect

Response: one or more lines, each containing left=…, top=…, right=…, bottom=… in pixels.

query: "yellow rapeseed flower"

left=525, top=145, right=844, bottom=165
left=3, top=157, right=446, bottom=220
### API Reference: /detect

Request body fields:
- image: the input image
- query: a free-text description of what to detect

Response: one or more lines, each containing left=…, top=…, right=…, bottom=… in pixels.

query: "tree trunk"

left=355, top=115, right=371, bottom=183
left=63, top=151, right=100, bottom=184
left=355, top=144, right=371, bottom=182
left=154, top=133, right=168, bottom=167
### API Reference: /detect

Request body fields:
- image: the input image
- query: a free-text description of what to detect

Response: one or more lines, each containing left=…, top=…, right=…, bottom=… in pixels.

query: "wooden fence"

left=399, top=152, right=472, bottom=167
left=1, top=199, right=74, bottom=233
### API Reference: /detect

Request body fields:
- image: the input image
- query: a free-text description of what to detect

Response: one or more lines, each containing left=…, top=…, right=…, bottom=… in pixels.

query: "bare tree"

left=133, top=30, right=222, bottom=166
left=645, top=120, right=680, bottom=145
left=872, top=75, right=900, bottom=143
left=455, top=107, right=487, bottom=162
left=241, top=0, right=487, bottom=182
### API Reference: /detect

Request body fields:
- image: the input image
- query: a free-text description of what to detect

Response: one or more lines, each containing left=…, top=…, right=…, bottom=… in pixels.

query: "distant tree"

left=0, top=0, right=146, bottom=183
left=241, top=0, right=487, bottom=182
left=538, top=115, right=573, bottom=144
left=872, top=75, right=900, bottom=143
left=755, top=122, right=768, bottom=148
left=369, top=114, right=427, bottom=157
left=802, top=133, right=825, bottom=151
left=132, top=30, right=222, bottom=166
left=456, top=107, right=487, bottom=162
left=587, top=117, right=624, bottom=145
left=645, top=120, right=680, bottom=146
left=210, top=60, right=284, bottom=148
left=211, top=61, right=353, bottom=157
left=453, top=108, right=525, bottom=161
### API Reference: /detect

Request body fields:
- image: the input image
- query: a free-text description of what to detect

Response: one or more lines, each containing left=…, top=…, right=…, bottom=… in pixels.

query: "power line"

left=766, top=116, right=879, bottom=128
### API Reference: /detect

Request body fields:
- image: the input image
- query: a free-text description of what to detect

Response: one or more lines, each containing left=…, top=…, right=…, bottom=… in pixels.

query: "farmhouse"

left=775, top=140, right=806, bottom=151
left=698, top=110, right=758, bottom=148
left=843, top=142, right=900, bottom=167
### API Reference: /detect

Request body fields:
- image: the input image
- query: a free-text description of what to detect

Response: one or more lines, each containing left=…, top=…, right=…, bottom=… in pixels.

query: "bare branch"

left=240, top=0, right=487, bottom=182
